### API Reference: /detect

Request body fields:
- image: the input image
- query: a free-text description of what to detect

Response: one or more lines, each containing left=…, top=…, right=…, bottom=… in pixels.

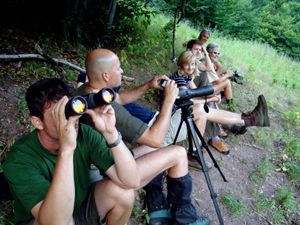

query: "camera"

left=159, top=79, right=168, bottom=88
left=230, top=70, right=244, bottom=84
left=65, top=88, right=116, bottom=118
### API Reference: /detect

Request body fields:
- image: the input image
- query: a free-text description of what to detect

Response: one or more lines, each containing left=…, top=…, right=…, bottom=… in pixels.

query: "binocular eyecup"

left=65, top=88, right=116, bottom=119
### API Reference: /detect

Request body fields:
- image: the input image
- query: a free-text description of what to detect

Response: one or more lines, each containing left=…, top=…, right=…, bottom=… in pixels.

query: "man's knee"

left=95, top=180, right=135, bottom=206
left=172, top=145, right=188, bottom=164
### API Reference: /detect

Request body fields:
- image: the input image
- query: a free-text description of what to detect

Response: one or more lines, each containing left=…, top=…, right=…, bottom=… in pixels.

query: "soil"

left=0, top=52, right=299, bottom=225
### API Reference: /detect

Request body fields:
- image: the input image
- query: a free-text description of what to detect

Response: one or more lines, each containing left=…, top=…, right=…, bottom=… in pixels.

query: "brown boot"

left=208, top=139, right=230, bottom=155
left=242, top=95, right=270, bottom=127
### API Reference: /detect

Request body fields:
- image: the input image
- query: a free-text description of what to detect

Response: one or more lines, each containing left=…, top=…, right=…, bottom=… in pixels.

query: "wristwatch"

left=106, top=132, right=122, bottom=148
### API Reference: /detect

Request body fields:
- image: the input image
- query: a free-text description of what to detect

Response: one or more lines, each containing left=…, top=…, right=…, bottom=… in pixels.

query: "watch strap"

left=106, top=132, right=122, bottom=148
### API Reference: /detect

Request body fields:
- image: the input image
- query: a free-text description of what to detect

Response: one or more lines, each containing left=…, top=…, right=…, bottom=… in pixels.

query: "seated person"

left=206, top=43, right=235, bottom=110
left=3, top=78, right=211, bottom=225
left=170, top=50, right=270, bottom=140
left=186, top=40, right=229, bottom=153
left=198, top=29, right=211, bottom=47
left=78, top=49, right=211, bottom=225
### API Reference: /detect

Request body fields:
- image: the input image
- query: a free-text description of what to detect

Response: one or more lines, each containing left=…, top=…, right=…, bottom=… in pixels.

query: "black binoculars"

left=65, top=88, right=116, bottom=119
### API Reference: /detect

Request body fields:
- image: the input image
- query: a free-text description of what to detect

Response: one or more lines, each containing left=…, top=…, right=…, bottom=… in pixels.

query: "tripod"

left=172, top=100, right=227, bottom=225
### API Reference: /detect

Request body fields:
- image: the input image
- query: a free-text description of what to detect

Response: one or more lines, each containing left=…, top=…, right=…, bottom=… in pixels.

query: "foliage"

left=256, top=0, right=300, bottom=59
left=149, top=0, right=299, bottom=59
left=104, top=0, right=156, bottom=48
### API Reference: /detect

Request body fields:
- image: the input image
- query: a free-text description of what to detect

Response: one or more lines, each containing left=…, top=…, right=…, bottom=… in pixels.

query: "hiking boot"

left=185, top=216, right=210, bottom=225
left=187, top=149, right=212, bottom=171
left=242, top=95, right=270, bottom=127
left=208, top=139, right=230, bottom=155
left=188, top=157, right=212, bottom=172
left=229, top=124, right=247, bottom=135
left=149, top=209, right=173, bottom=225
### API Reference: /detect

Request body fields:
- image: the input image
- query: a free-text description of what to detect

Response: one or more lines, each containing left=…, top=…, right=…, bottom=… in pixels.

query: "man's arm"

left=117, top=75, right=168, bottom=105
left=198, top=46, right=215, bottom=72
left=31, top=97, right=78, bottom=225
left=87, top=105, right=140, bottom=188
left=136, top=80, right=178, bottom=147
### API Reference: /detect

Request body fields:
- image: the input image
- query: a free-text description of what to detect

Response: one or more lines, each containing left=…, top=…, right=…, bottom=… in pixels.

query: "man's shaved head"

left=85, top=49, right=118, bottom=82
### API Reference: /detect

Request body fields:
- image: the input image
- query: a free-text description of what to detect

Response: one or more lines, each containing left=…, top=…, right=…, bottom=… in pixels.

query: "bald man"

left=78, top=49, right=211, bottom=225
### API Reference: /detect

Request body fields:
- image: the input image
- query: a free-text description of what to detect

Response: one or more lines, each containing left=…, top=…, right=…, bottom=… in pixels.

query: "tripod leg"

left=185, top=117, right=225, bottom=225
left=192, top=120, right=228, bottom=182
left=173, top=117, right=184, bottom=145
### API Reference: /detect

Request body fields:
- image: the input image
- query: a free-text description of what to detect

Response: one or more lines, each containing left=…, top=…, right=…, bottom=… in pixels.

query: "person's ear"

left=102, top=72, right=110, bottom=82
left=31, top=116, right=44, bottom=130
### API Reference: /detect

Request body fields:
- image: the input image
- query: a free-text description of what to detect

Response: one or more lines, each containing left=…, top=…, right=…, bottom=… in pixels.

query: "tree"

left=256, top=0, right=300, bottom=59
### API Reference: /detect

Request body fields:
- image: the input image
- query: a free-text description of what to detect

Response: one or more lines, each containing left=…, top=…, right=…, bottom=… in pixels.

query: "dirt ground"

left=0, top=63, right=298, bottom=225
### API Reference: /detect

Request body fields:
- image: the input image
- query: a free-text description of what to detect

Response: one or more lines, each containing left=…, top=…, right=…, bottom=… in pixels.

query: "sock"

left=212, top=136, right=220, bottom=142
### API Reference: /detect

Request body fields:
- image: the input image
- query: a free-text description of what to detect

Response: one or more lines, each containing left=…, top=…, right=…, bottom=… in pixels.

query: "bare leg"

left=194, top=116, right=207, bottom=135
left=94, top=179, right=134, bottom=225
left=132, top=145, right=157, bottom=159
left=135, top=145, right=188, bottom=187
left=193, top=103, right=244, bottom=125
left=213, top=79, right=232, bottom=100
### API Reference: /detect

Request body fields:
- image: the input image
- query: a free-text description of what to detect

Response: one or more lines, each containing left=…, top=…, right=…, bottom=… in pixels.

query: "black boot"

left=167, top=174, right=210, bottom=225
left=144, top=173, right=172, bottom=225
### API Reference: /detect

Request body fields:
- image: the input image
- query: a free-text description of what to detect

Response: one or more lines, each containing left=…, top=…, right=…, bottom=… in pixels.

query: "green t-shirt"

left=78, top=84, right=148, bottom=145
left=3, top=124, right=114, bottom=225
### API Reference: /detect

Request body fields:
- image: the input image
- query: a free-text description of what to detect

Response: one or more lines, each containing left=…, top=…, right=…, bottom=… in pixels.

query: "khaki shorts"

left=161, top=109, right=188, bottom=147
left=25, top=183, right=103, bottom=225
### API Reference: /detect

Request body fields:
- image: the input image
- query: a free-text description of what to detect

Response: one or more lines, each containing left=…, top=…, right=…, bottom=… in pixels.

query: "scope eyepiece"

left=65, top=96, right=88, bottom=119
left=84, top=88, right=116, bottom=109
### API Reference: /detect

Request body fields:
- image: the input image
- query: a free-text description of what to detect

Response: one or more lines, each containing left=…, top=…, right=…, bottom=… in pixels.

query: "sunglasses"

left=213, top=52, right=220, bottom=55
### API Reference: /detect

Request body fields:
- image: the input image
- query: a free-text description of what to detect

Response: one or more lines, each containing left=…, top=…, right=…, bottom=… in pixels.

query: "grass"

left=220, top=191, right=247, bottom=216
left=252, top=186, right=299, bottom=225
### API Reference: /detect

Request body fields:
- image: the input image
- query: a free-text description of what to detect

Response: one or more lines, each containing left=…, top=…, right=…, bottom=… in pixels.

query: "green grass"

left=221, top=191, right=247, bottom=216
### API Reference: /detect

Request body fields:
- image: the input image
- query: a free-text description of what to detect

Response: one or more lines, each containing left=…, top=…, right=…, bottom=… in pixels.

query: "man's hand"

left=86, top=105, right=118, bottom=142
left=163, top=79, right=178, bottom=105
left=149, top=75, right=171, bottom=90
left=223, top=70, right=234, bottom=78
left=52, top=96, right=79, bottom=153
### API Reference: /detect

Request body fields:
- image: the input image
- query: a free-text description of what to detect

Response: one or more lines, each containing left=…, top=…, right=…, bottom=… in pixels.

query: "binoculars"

left=65, top=88, right=116, bottom=119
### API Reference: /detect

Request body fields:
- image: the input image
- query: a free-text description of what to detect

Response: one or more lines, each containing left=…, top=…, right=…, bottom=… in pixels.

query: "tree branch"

left=0, top=53, right=134, bottom=82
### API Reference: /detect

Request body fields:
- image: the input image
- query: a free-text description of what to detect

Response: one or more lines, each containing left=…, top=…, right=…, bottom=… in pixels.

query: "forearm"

left=213, top=61, right=222, bottom=76
left=140, top=98, right=173, bottom=147
left=38, top=150, right=75, bottom=225
left=118, top=82, right=151, bottom=105
left=104, top=131, right=140, bottom=188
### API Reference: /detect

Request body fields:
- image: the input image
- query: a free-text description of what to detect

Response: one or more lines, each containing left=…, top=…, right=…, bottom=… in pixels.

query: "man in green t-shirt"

left=3, top=78, right=140, bottom=225
left=3, top=78, right=211, bottom=225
